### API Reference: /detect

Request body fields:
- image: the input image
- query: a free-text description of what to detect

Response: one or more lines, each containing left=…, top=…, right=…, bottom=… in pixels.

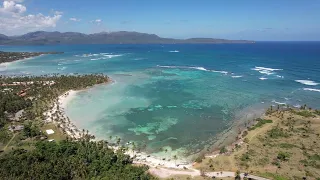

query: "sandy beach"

left=44, top=90, right=83, bottom=139
left=39, top=77, right=272, bottom=179
left=42, top=83, right=257, bottom=172
left=43, top=88, right=196, bottom=169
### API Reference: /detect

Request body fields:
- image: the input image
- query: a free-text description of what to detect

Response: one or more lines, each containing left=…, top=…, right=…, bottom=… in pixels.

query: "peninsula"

left=0, top=51, right=63, bottom=64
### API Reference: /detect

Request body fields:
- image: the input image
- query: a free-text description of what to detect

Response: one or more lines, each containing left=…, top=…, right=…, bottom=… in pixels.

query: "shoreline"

left=43, top=82, right=270, bottom=171
left=0, top=51, right=63, bottom=65
left=44, top=89, right=83, bottom=139
left=0, top=56, right=40, bottom=67
left=40, top=78, right=320, bottom=179
left=44, top=81, right=195, bottom=169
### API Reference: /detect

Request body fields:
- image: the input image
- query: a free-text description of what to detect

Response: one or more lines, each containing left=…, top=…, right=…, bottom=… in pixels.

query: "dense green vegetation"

left=293, top=110, right=315, bottom=118
left=248, top=118, right=273, bottom=131
left=0, top=75, right=110, bottom=142
left=0, top=51, right=62, bottom=64
left=259, top=172, right=289, bottom=180
left=278, top=143, right=297, bottom=149
left=0, top=140, right=154, bottom=180
left=0, top=75, right=155, bottom=179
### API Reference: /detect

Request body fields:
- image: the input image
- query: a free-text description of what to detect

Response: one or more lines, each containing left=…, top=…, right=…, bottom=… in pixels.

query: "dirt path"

left=3, top=133, right=16, bottom=151
left=149, top=167, right=270, bottom=179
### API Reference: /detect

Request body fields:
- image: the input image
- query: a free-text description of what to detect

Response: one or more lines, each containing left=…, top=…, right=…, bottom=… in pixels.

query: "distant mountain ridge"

left=0, top=31, right=255, bottom=45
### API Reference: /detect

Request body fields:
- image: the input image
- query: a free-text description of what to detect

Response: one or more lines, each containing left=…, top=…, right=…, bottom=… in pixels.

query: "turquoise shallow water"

left=1, top=43, right=320, bottom=157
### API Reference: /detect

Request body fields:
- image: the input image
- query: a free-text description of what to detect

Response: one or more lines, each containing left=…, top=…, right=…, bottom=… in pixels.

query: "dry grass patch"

left=197, top=108, right=320, bottom=179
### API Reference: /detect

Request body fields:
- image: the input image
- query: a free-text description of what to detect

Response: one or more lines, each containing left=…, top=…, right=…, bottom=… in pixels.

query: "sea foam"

left=157, top=65, right=208, bottom=71
left=303, top=88, right=320, bottom=92
left=252, top=66, right=282, bottom=75
left=157, top=65, right=229, bottom=74
left=211, top=70, right=228, bottom=74
left=295, top=80, right=319, bottom=86
left=90, top=54, right=123, bottom=61
left=272, top=100, right=286, bottom=105
left=190, top=67, right=209, bottom=71
left=102, top=54, right=123, bottom=58
left=231, top=75, right=243, bottom=78
left=169, top=50, right=179, bottom=53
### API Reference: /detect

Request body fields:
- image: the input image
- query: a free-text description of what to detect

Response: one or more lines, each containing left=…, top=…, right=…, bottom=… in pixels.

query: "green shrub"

left=0, top=129, right=12, bottom=144
left=268, top=126, right=289, bottom=138
left=277, top=151, right=290, bottom=161
left=248, top=119, right=273, bottom=130
left=278, top=143, right=296, bottom=149
left=195, top=153, right=205, bottom=163
left=309, top=154, right=320, bottom=161
left=259, top=172, right=289, bottom=180
left=240, top=153, right=250, bottom=162
left=219, top=146, right=227, bottom=154
left=242, top=130, right=248, bottom=138
left=294, top=110, right=314, bottom=117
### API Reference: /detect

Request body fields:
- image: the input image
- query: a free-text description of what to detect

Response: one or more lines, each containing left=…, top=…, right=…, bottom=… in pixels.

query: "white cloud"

left=0, top=1, right=62, bottom=35
left=0, top=0, right=26, bottom=14
left=69, top=17, right=80, bottom=22
left=91, top=19, right=102, bottom=25
left=54, top=11, right=63, bottom=15
left=11, top=0, right=25, bottom=2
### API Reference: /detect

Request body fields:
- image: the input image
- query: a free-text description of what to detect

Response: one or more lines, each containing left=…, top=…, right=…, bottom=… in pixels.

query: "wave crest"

left=295, top=80, right=319, bottom=86
left=252, top=66, right=283, bottom=76
left=157, top=65, right=228, bottom=74
left=303, top=88, right=320, bottom=92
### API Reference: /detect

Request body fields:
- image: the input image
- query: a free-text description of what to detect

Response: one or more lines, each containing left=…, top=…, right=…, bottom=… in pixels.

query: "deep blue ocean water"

left=1, top=42, right=320, bottom=158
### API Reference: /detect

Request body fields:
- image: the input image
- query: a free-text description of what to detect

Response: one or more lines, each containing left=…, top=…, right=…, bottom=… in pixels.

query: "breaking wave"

left=295, top=80, right=319, bottom=86
left=231, top=75, right=243, bottom=78
left=157, top=65, right=228, bottom=74
left=303, top=88, right=320, bottom=92
left=252, top=66, right=283, bottom=76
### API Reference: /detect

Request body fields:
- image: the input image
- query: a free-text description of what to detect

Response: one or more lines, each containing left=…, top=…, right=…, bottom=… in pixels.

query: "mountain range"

left=0, top=31, right=255, bottom=45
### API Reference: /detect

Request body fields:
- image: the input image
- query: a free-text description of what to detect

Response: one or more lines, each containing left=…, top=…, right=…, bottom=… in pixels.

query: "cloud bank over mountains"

left=0, top=0, right=62, bottom=35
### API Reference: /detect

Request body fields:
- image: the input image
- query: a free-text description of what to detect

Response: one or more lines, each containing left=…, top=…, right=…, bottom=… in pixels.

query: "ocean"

left=1, top=42, right=320, bottom=159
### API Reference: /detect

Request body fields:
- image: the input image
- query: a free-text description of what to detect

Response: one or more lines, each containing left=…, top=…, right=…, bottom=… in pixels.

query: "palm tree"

left=173, top=155, right=178, bottom=166
left=103, top=140, right=108, bottom=149
left=132, top=142, right=136, bottom=157
left=116, top=137, right=121, bottom=146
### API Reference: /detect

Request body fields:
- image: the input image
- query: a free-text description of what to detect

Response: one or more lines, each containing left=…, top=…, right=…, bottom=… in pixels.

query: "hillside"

left=195, top=106, right=320, bottom=180
left=0, top=31, right=255, bottom=45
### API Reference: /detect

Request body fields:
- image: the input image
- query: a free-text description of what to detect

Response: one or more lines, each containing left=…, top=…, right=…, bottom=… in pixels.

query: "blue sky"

left=1, top=0, right=320, bottom=40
